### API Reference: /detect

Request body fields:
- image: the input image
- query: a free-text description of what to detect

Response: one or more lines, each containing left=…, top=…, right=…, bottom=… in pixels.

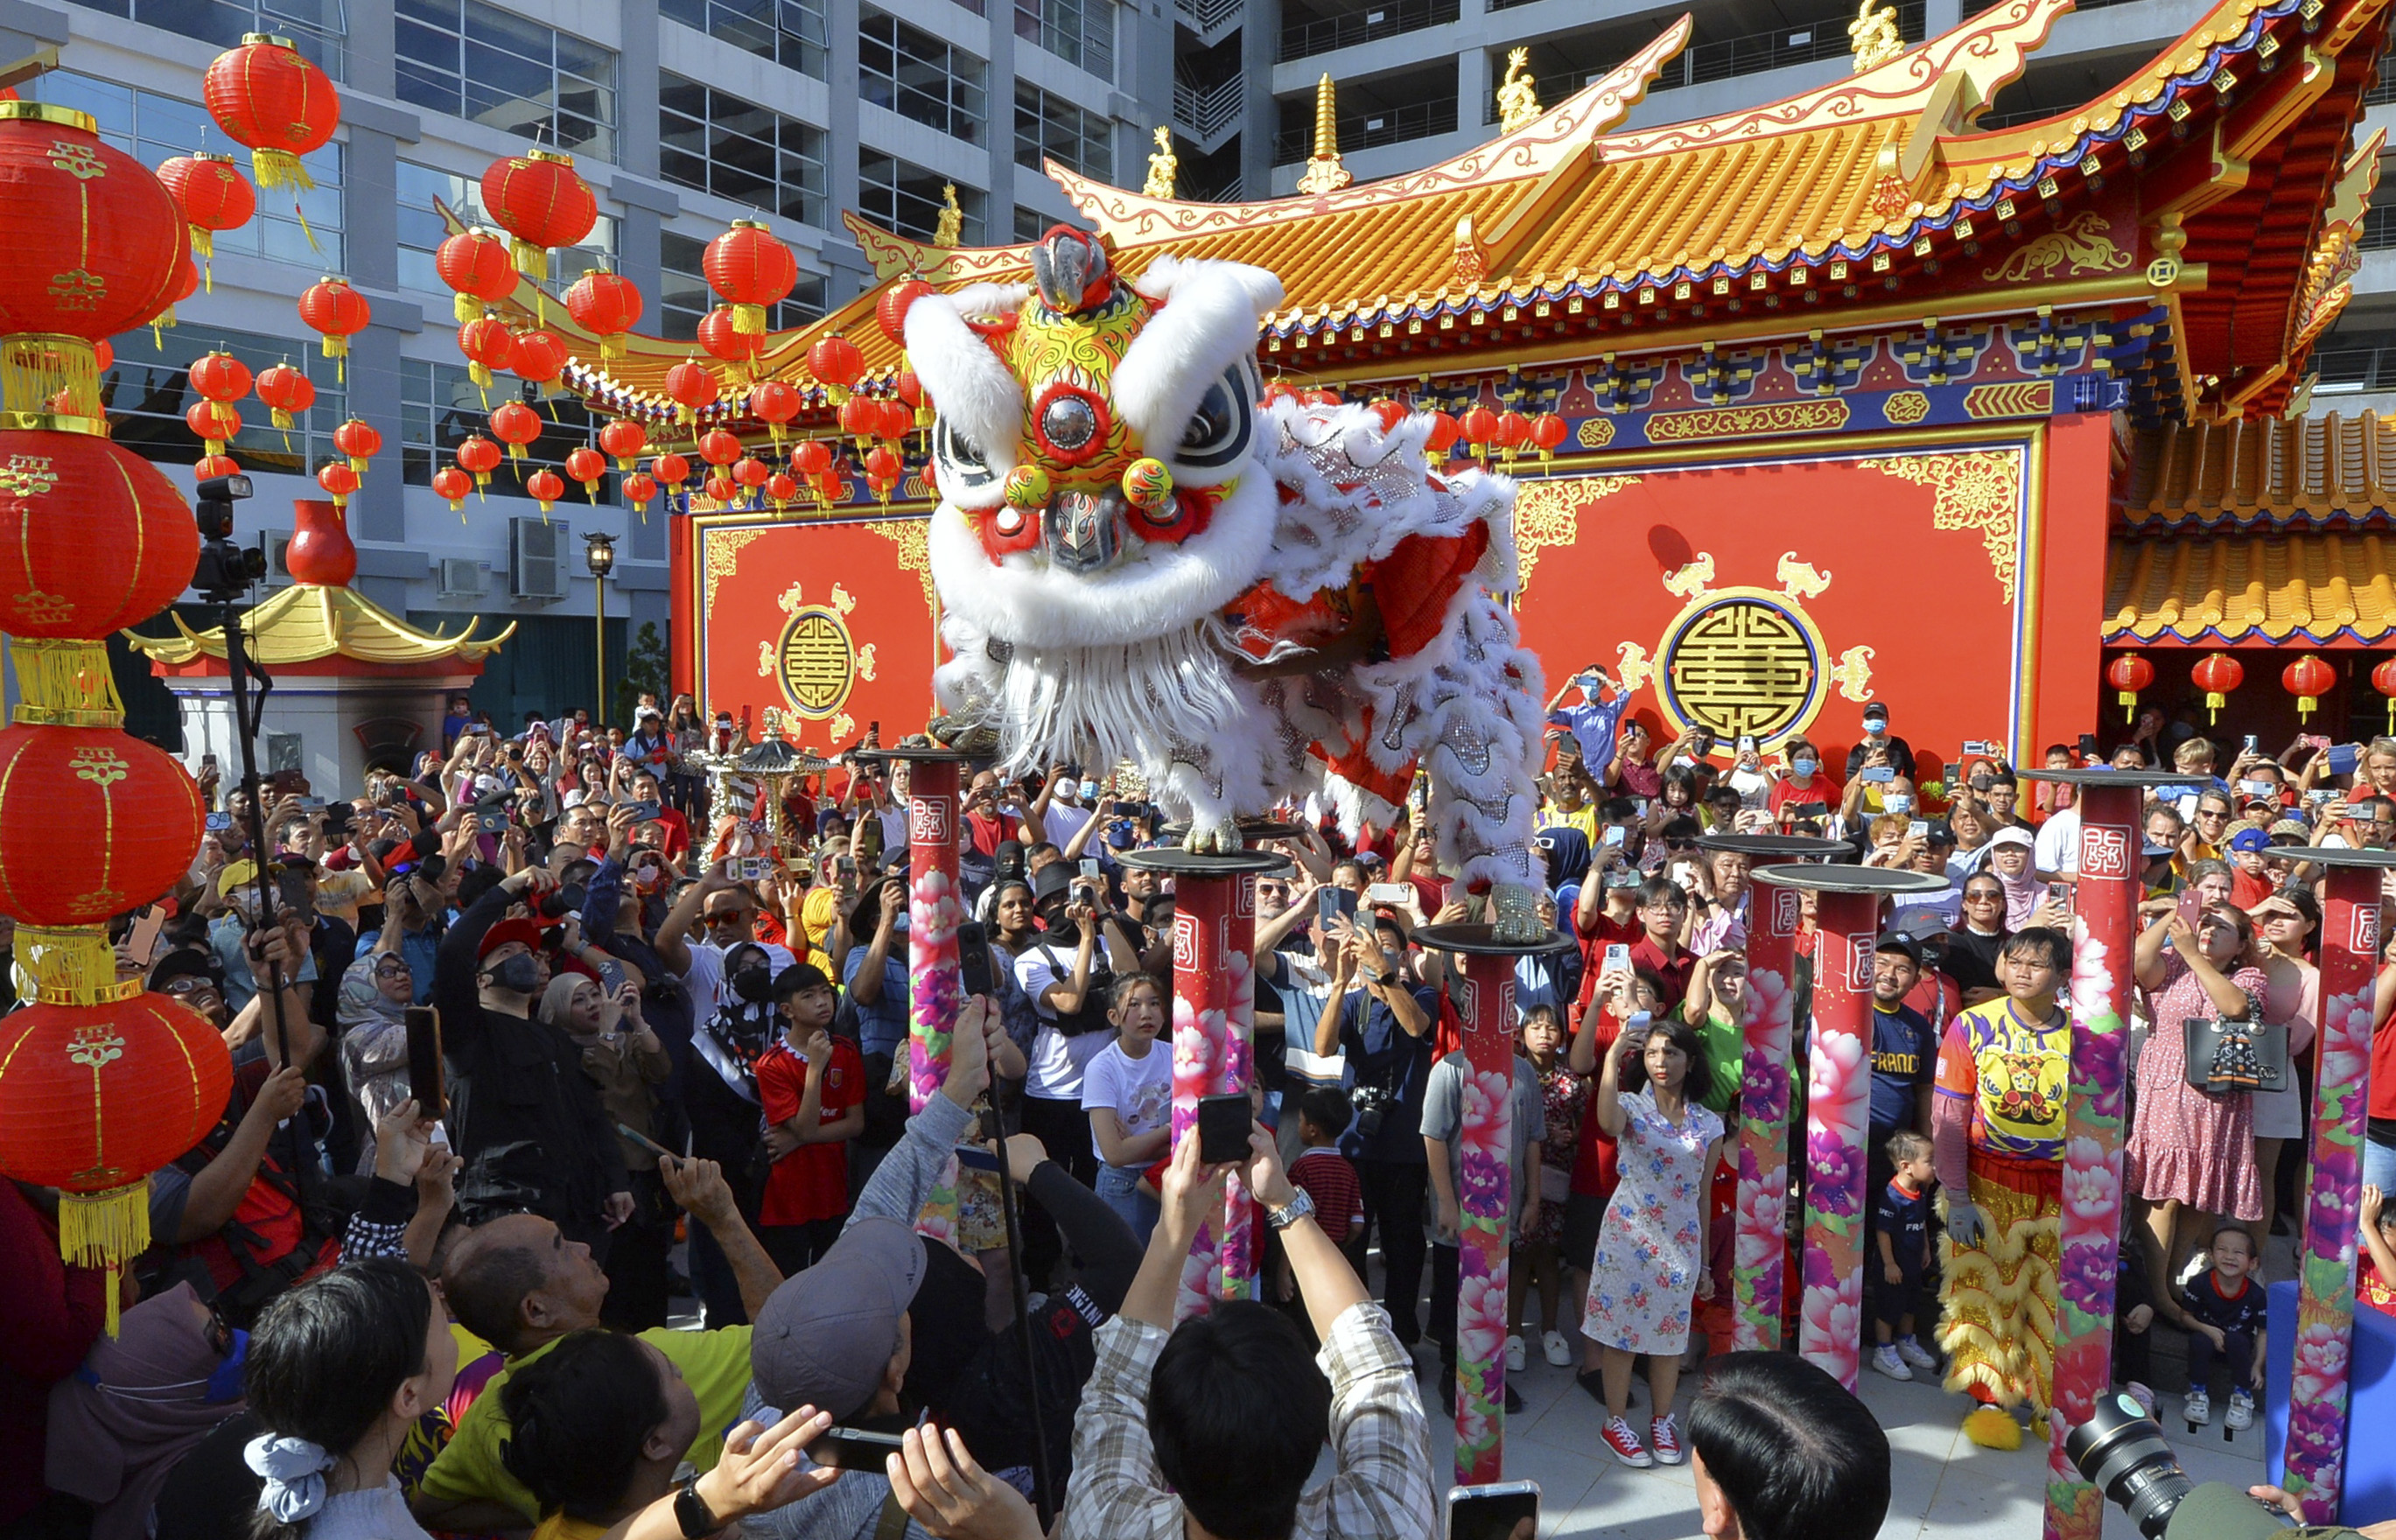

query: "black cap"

left=1874, top=932, right=1923, bottom=963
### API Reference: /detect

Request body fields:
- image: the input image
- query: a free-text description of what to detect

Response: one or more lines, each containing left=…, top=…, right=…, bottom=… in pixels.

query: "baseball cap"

left=751, top=1216, right=927, bottom=1419
left=148, top=947, right=226, bottom=996
left=217, top=859, right=258, bottom=898
left=1987, top=826, right=2035, bottom=852
left=476, top=916, right=545, bottom=960
left=2227, top=827, right=2271, bottom=855
left=1874, top=932, right=1923, bottom=964
left=2142, top=839, right=2176, bottom=859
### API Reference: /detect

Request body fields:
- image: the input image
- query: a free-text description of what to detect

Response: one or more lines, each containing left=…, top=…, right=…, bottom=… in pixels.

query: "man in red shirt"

left=753, top=963, right=865, bottom=1276
left=1629, top=876, right=1696, bottom=1009
left=626, top=769, right=690, bottom=864
left=1573, top=839, right=1642, bottom=1026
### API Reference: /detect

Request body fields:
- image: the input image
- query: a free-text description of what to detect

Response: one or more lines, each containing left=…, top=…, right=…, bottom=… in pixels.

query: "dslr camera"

left=1349, top=1082, right=1392, bottom=1141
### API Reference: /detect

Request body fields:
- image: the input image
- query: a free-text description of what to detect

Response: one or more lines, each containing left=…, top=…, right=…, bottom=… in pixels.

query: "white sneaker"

left=1505, top=1334, right=1526, bottom=1373
left=2184, top=1389, right=2211, bottom=1426
left=1542, top=1330, right=1573, bottom=1367
left=2226, top=1390, right=2254, bottom=1432
left=1871, top=1344, right=1914, bottom=1381
left=1896, top=1336, right=1939, bottom=1370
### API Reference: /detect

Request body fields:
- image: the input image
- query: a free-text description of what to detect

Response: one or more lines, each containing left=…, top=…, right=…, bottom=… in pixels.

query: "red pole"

left=1454, top=949, right=1517, bottom=1487
left=1798, top=887, right=1878, bottom=1390
left=1166, top=866, right=1258, bottom=1316
left=903, top=757, right=964, bottom=1112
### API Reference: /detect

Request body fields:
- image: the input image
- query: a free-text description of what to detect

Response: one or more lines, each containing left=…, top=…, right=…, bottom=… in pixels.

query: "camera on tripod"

left=191, top=472, right=265, bottom=601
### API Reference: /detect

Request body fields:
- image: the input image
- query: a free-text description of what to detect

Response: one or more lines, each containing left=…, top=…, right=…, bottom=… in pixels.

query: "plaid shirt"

left=1057, top=1301, right=1436, bottom=1540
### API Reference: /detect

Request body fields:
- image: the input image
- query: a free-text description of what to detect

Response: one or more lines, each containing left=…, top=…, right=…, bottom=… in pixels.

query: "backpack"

left=1034, top=942, right=1115, bottom=1038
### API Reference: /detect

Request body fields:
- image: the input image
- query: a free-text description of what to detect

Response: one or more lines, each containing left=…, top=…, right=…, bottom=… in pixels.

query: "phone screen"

left=1602, top=943, right=1630, bottom=971
left=2177, top=886, right=2204, bottom=929
left=1602, top=825, right=1625, bottom=848
left=405, top=1006, right=445, bottom=1119
left=1197, top=1093, right=1251, bottom=1166
left=126, top=905, right=166, bottom=969
left=2077, top=733, right=2099, bottom=756
left=1447, top=1482, right=1540, bottom=1540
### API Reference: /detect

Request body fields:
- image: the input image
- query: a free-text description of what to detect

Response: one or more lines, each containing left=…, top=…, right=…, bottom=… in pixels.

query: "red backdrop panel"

left=691, top=514, right=940, bottom=752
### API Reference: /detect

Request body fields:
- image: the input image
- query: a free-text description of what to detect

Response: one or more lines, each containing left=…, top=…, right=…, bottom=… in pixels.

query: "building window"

left=658, top=74, right=828, bottom=227
left=859, top=9, right=986, bottom=144
left=396, top=0, right=618, bottom=159
left=858, top=153, right=982, bottom=246
left=72, top=0, right=347, bottom=80
left=659, top=0, right=826, bottom=80
left=102, top=326, right=346, bottom=476
left=402, top=357, right=599, bottom=498
left=37, top=73, right=344, bottom=270
left=1016, top=0, right=1110, bottom=80
left=1014, top=81, right=1109, bottom=179
left=396, top=161, right=617, bottom=298
left=659, top=231, right=826, bottom=341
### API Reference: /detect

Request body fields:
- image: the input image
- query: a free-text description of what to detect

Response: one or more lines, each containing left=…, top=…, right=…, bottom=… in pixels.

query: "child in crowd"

left=2361, top=1186, right=2396, bottom=1316
left=753, top=962, right=865, bottom=1277
left=1869, top=1130, right=1938, bottom=1381
left=1281, top=1087, right=1368, bottom=1312
left=1081, top=973, right=1174, bottom=1242
left=2176, top=1223, right=2267, bottom=1429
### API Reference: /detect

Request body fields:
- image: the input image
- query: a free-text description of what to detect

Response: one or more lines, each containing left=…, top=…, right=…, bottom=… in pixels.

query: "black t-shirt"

left=1940, top=926, right=2007, bottom=995
left=2182, top=1271, right=2268, bottom=1339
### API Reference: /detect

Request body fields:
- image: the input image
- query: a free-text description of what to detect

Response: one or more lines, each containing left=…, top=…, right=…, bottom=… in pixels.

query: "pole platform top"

left=1751, top=864, right=1951, bottom=895
left=854, top=745, right=970, bottom=765
left=1157, top=818, right=1309, bottom=844
left=2273, top=844, right=2396, bottom=870
left=1413, top=921, right=1578, bottom=956
left=1694, top=833, right=1853, bottom=858
left=1115, top=846, right=1293, bottom=876
left=2018, top=768, right=2192, bottom=788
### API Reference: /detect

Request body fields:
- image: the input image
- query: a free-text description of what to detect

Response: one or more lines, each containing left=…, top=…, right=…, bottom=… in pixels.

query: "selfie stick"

left=985, top=1114, right=1056, bottom=1528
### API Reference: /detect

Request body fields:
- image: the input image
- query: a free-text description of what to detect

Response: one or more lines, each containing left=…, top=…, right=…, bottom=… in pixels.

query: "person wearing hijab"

left=45, top=1282, right=248, bottom=1540
left=336, top=948, right=417, bottom=1173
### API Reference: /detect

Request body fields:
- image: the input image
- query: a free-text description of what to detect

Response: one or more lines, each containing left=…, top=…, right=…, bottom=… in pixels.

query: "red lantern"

left=315, top=459, right=359, bottom=508
left=436, top=228, right=517, bottom=323
left=791, top=439, right=832, bottom=476
left=653, top=452, right=690, bottom=490
left=298, top=276, right=369, bottom=382
left=2191, top=651, right=2245, bottom=722
left=895, top=368, right=931, bottom=429
left=154, top=152, right=254, bottom=283
left=598, top=417, right=648, bottom=471
left=193, top=453, right=241, bottom=483
left=811, top=470, right=844, bottom=503
left=704, top=220, right=797, bottom=335
left=748, top=379, right=802, bottom=437
left=704, top=472, right=738, bottom=504
left=332, top=417, right=380, bottom=474
left=480, top=149, right=597, bottom=281
left=510, top=328, right=569, bottom=389
left=254, top=362, right=314, bottom=432
left=564, top=270, right=643, bottom=360
left=698, top=306, right=762, bottom=368
left=2105, top=653, right=2154, bottom=724
left=525, top=466, right=564, bottom=514
left=201, top=35, right=340, bottom=191
left=187, top=351, right=252, bottom=404
left=621, top=471, right=659, bottom=512
left=1425, top=411, right=1460, bottom=455
left=186, top=400, right=241, bottom=457
left=698, top=427, right=744, bottom=467
left=0, top=725, right=203, bottom=923
left=0, top=424, right=199, bottom=638
left=457, top=314, right=515, bottom=390
left=1494, top=410, right=1531, bottom=454
left=0, top=990, right=235, bottom=1327
left=863, top=444, right=902, bottom=482
left=877, top=397, right=914, bottom=442
left=837, top=393, right=880, bottom=446
left=1531, top=412, right=1568, bottom=458
left=663, top=359, right=718, bottom=425
left=488, top=401, right=543, bottom=463
left=148, top=256, right=200, bottom=343
left=1366, top=398, right=1407, bottom=435
left=729, top=456, right=768, bottom=491
left=0, top=103, right=186, bottom=352
left=766, top=471, right=799, bottom=507
left=456, top=434, right=501, bottom=490
left=1460, top=405, right=1498, bottom=451
left=431, top=465, right=473, bottom=512
left=2283, top=653, right=2336, bottom=723
left=808, top=333, right=864, bottom=402
left=565, top=445, right=606, bottom=500
left=877, top=276, right=932, bottom=344
left=2372, top=656, right=2396, bottom=732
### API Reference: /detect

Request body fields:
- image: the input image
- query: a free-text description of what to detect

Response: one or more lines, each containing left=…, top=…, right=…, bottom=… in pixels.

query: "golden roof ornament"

left=1296, top=74, right=1351, bottom=194
left=934, top=183, right=963, bottom=248
left=1143, top=125, right=1177, bottom=199
left=1848, top=0, right=1904, bottom=72
left=1454, top=214, right=1487, bottom=284
left=1497, top=48, right=1542, bottom=133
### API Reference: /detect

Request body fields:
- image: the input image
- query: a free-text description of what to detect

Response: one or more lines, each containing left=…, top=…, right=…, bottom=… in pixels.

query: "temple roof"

left=2125, top=410, right=2396, bottom=532
left=128, top=584, right=515, bottom=668
left=2104, top=530, right=2396, bottom=644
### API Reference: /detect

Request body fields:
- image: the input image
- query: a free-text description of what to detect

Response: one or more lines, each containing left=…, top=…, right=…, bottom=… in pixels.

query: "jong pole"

left=2278, top=845, right=2396, bottom=1522
left=874, top=747, right=970, bottom=1236
left=1419, top=919, right=1574, bottom=1487
left=1753, top=864, right=1946, bottom=1390
left=1700, top=833, right=1847, bottom=1352
left=2027, top=769, right=2180, bottom=1540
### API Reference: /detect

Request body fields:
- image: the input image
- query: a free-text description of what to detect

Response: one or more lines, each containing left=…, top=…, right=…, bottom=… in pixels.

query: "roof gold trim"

left=127, top=584, right=515, bottom=668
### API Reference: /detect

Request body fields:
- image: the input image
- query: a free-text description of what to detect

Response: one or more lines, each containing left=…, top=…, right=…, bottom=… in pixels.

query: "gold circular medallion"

left=1656, top=590, right=1825, bottom=746
left=776, top=606, right=857, bottom=719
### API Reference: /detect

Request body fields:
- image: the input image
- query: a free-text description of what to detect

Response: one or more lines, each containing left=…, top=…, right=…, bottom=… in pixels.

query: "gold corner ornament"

left=1497, top=48, right=1543, bottom=133
left=1510, top=474, right=1639, bottom=595
left=1142, top=126, right=1177, bottom=200
left=1453, top=215, right=1487, bottom=284
left=1296, top=74, right=1351, bottom=194
left=935, top=184, right=963, bottom=248
left=1861, top=447, right=2027, bottom=604
left=1848, top=0, right=1905, bottom=73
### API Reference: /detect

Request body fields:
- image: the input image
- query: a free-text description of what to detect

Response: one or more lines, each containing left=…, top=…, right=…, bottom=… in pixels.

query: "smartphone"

left=2243, top=734, right=2261, bottom=754
left=1736, top=735, right=1755, bottom=753
left=1365, top=882, right=1412, bottom=906
left=2177, top=886, right=2205, bottom=929
left=956, top=920, right=994, bottom=998
left=952, top=1143, right=1002, bottom=1172
left=2308, top=788, right=2337, bottom=805
left=276, top=867, right=313, bottom=910
left=2241, top=780, right=2274, bottom=798
left=1602, top=825, right=1626, bottom=848
left=1602, top=942, right=1630, bottom=971
left=1079, top=858, right=1100, bottom=882
left=736, top=855, right=773, bottom=882
left=200, top=752, right=219, bottom=774
left=1623, top=1010, right=1653, bottom=1048
left=626, top=798, right=663, bottom=822
left=2078, top=732, right=2100, bottom=756
left=206, top=811, right=232, bottom=832
left=1447, top=1480, right=1540, bottom=1540
left=1961, top=739, right=1989, bottom=756
left=1318, top=886, right=1357, bottom=925
left=404, top=1006, right=445, bottom=1119
left=1861, top=766, right=1895, bottom=785
left=615, top=1120, right=676, bottom=1161
left=2047, top=880, right=2073, bottom=907
left=837, top=855, right=858, bottom=877
left=126, top=904, right=166, bottom=969
left=1790, top=801, right=1827, bottom=819
left=805, top=1426, right=906, bottom=1472
left=1197, top=1092, right=1251, bottom=1166
left=1908, top=819, right=1929, bottom=838
left=2329, top=744, right=2361, bottom=776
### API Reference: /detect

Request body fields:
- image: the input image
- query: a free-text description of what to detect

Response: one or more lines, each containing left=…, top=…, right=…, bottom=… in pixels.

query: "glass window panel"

left=102, top=324, right=345, bottom=476
left=654, top=74, right=824, bottom=227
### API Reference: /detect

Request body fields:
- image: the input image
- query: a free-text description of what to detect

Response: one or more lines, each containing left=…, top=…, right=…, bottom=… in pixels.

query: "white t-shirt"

left=1044, top=799, right=1096, bottom=850
left=2035, top=805, right=2080, bottom=877
left=1079, top=1037, right=1173, bottom=1166
left=1014, top=942, right=1117, bottom=1100
left=682, top=938, right=797, bottom=1019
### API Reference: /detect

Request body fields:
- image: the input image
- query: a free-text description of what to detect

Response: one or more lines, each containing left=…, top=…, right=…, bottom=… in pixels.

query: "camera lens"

left=2065, top=1393, right=2193, bottom=1539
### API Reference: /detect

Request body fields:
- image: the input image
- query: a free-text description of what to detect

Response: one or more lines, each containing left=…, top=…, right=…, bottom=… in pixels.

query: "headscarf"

left=337, top=952, right=415, bottom=1165
left=46, top=1283, right=245, bottom=1540
left=538, top=972, right=598, bottom=1034
left=696, top=942, right=777, bottom=1104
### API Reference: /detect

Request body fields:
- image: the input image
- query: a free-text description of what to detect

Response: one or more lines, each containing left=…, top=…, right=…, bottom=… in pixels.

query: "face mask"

left=484, top=952, right=541, bottom=994
left=1793, top=759, right=1818, bottom=776
left=1864, top=718, right=1888, bottom=736
left=1885, top=794, right=1914, bottom=816
left=1051, top=779, right=1080, bottom=804
left=732, top=965, right=774, bottom=1003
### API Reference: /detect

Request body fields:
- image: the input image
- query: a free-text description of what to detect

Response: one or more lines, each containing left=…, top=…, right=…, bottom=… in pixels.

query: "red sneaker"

left=1602, top=1415, right=1654, bottom=1467
left=1650, top=1413, right=1684, bottom=1466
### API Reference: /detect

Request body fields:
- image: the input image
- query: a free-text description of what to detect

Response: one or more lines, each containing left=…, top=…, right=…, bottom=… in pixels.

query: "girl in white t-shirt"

left=1081, top=973, right=1173, bottom=1241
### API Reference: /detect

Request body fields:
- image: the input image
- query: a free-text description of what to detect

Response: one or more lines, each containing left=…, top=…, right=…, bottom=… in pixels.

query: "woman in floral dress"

left=1583, top=1015, right=1724, bottom=1469
left=2127, top=901, right=2267, bottom=1290
left=1510, top=1004, right=1586, bottom=1371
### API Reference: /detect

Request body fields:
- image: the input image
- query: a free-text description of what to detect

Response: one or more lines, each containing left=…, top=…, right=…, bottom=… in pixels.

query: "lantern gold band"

left=241, top=32, right=298, bottom=47
left=17, top=924, right=144, bottom=1006
left=0, top=102, right=96, bottom=132
left=9, top=640, right=128, bottom=728
left=0, top=410, right=108, bottom=438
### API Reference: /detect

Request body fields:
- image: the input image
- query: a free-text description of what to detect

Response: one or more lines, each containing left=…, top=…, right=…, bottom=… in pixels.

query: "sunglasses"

left=1964, top=890, right=2005, bottom=902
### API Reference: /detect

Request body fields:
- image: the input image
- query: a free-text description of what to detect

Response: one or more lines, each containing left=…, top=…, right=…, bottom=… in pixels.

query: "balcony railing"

left=2371, top=51, right=2396, bottom=107
left=1496, top=3, right=1922, bottom=103
left=1175, top=75, right=1246, bottom=146
left=1274, top=94, right=1455, bottom=162
left=1279, top=0, right=1459, bottom=61
left=1174, top=0, right=1244, bottom=41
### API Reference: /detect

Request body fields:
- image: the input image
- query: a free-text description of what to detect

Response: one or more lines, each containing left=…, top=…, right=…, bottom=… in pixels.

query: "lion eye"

left=1174, top=367, right=1251, bottom=471
left=935, top=418, right=995, bottom=487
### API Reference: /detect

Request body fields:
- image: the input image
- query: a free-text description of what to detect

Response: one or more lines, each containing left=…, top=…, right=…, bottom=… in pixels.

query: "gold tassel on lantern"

left=249, top=147, right=314, bottom=193
left=10, top=640, right=127, bottom=727
left=601, top=333, right=627, bottom=361
left=319, top=332, right=347, bottom=384
left=1, top=336, right=101, bottom=417
left=732, top=303, right=767, bottom=335
left=62, top=1185, right=148, bottom=1334
left=452, top=292, right=480, bottom=325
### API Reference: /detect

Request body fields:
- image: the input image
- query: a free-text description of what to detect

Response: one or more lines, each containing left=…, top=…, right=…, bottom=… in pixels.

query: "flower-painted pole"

left=1755, top=864, right=1947, bottom=1390
left=872, top=746, right=969, bottom=1239
left=1703, top=833, right=1848, bottom=1351
left=1418, top=919, right=1578, bottom=1487
left=2280, top=845, right=2396, bottom=1522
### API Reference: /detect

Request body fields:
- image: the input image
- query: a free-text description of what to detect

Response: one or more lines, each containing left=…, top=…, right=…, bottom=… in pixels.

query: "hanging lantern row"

left=2374, top=658, right=2396, bottom=734
left=2192, top=651, right=2244, bottom=724
left=2105, top=653, right=2154, bottom=724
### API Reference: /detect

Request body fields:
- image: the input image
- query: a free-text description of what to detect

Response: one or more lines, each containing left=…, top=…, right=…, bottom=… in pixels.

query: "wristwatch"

left=673, top=1475, right=718, bottom=1539
left=1265, top=1187, right=1317, bottom=1231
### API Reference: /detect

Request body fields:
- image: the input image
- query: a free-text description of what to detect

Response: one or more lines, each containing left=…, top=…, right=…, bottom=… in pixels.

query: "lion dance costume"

left=1931, top=996, right=2071, bottom=1433
left=895, top=228, right=1548, bottom=931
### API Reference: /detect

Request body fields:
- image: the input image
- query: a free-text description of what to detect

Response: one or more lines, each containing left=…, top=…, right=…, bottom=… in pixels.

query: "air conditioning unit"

left=263, top=531, right=296, bottom=589
left=509, top=516, right=568, bottom=601
left=438, top=557, right=489, bottom=600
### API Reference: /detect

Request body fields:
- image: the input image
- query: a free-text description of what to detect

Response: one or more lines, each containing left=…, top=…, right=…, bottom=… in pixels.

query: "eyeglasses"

left=2196, top=808, right=2231, bottom=822
left=1964, top=890, right=2005, bottom=903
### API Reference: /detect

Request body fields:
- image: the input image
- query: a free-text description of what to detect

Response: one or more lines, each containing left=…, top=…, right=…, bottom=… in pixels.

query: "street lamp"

left=585, top=530, right=615, bottom=728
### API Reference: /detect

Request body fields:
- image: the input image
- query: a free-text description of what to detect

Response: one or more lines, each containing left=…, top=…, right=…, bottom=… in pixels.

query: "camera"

left=2065, top=1392, right=2292, bottom=1538
left=191, top=472, right=265, bottom=601
left=1349, top=1083, right=1391, bottom=1141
